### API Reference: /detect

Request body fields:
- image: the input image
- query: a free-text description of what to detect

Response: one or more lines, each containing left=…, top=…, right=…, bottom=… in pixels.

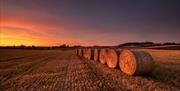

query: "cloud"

left=1, top=0, right=180, bottom=46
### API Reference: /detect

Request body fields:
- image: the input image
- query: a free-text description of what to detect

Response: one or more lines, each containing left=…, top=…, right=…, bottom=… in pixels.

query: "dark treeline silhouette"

left=0, top=44, right=81, bottom=50
left=162, top=42, right=180, bottom=45
left=118, top=42, right=180, bottom=48
left=118, top=42, right=156, bottom=47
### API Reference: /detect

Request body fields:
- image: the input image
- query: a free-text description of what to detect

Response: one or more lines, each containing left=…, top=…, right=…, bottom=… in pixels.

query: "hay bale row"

left=76, top=48, right=154, bottom=75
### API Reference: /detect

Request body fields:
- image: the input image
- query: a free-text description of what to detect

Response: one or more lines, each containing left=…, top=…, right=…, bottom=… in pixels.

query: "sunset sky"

left=0, top=0, right=180, bottom=46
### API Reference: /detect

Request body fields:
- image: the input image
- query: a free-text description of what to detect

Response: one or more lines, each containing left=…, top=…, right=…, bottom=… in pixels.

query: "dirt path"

left=0, top=49, right=179, bottom=91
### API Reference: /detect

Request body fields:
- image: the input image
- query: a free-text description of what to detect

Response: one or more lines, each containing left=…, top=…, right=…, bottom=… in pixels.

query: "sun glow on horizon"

left=0, top=20, right=78, bottom=46
left=0, top=32, right=79, bottom=46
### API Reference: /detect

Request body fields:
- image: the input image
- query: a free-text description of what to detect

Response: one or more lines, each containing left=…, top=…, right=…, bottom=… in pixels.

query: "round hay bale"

left=77, top=49, right=79, bottom=56
left=76, top=48, right=79, bottom=56
left=107, top=49, right=121, bottom=68
left=78, top=49, right=82, bottom=57
left=83, top=48, right=89, bottom=59
left=82, top=49, right=85, bottom=57
left=119, top=50, right=155, bottom=75
left=83, top=48, right=87, bottom=58
left=94, top=48, right=100, bottom=61
left=75, top=49, right=78, bottom=56
left=99, top=48, right=108, bottom=64
left=86, top=48, right=94, bottom=60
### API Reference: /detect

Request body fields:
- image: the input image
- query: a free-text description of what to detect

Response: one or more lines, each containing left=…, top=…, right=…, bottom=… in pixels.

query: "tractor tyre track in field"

left=1, top=55, right=58, bottom=91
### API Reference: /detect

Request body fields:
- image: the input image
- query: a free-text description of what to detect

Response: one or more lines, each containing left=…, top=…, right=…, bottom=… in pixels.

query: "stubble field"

left=0, top=49, right=180, bottom=91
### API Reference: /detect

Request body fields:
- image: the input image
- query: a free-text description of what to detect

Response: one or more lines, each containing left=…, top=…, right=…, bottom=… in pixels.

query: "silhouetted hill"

left=117, top=42, right=180, bottom=50
left=118, top=42, right=156, bottom=47
left=118, top=42, right=180, bottom=48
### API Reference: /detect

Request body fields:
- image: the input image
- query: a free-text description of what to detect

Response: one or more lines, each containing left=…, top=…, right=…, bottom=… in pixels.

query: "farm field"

left=0, top=49, right=180, bottom=91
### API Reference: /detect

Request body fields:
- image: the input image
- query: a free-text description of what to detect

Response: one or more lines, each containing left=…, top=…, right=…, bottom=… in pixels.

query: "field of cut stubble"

left=0, top=49, right=180, bottom=91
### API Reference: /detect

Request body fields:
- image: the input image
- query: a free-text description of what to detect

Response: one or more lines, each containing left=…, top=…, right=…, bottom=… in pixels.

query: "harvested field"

left=0, top=49, right=180, bottom=91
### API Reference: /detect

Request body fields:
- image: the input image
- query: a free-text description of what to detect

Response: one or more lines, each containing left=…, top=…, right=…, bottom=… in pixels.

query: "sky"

left=0, top=0, right=180, bottom=46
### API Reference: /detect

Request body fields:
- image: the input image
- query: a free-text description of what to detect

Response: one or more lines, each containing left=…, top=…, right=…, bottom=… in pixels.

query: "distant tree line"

left=0, top=44, right=81, bottom=50
left=118, top=42, right=180, bottom=48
